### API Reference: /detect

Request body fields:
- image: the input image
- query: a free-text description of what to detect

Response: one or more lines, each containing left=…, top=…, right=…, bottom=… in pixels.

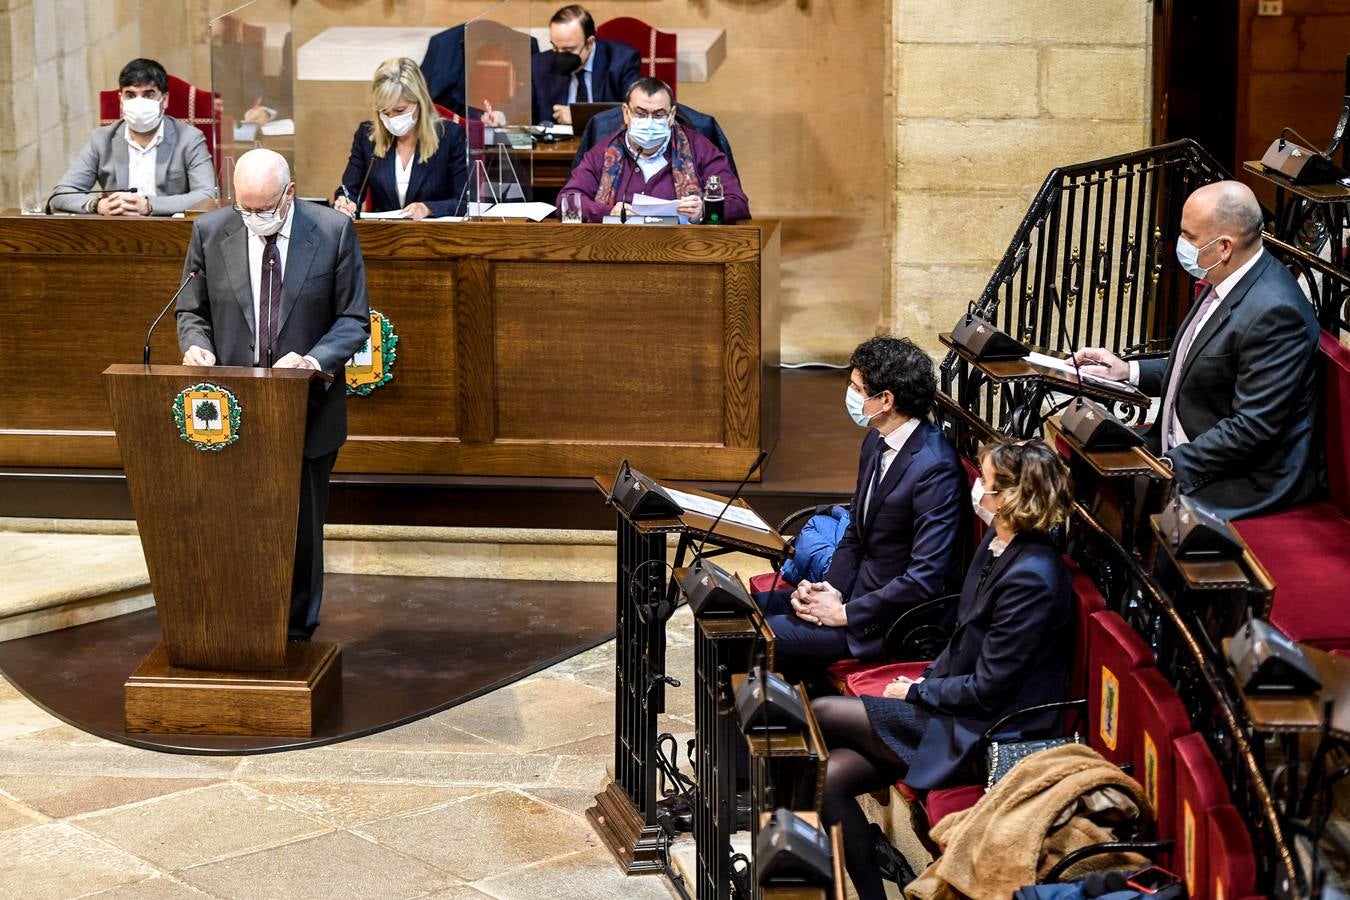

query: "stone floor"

left=0, top=611, right=700, bottom=900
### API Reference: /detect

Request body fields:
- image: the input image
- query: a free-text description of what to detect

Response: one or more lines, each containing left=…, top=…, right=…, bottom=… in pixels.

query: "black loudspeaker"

left=949, top=313, right=1031, bottom=361
left=1261, top=135, right=1350, bottom=186
left=681, top=558, right=755, bottom=617
left=735, top=669, right=810, bottom=733
left=754, top=808, right=834, bottom=888
left=610, top=459, right=683, bottom=520
left=1228, top=617, right=1322, bottom=695
left=1157, top=494, right=1243, bottom=559
left=1061, top=398, right=1145, bottom=451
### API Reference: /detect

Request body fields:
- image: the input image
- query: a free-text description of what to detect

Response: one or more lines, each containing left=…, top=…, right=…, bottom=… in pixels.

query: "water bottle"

left=703, top=175, right=725, bottom=225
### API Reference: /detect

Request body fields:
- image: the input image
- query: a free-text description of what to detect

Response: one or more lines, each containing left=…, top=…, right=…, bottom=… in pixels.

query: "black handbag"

left=984, top=733, right=1082, bottom=789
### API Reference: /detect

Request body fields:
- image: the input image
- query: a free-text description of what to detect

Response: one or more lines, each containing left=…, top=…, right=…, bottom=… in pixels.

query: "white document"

left=360, top=209, right=412, bottom=220
left=662, top=486, right=772, bottom=532
left=488, top=202, right=556, bottom=221
left=260, top=118, right=295, bottom=136
left=631, top=193, right=682, bottom=217
left=1024, top=351, right=1140, bottom=392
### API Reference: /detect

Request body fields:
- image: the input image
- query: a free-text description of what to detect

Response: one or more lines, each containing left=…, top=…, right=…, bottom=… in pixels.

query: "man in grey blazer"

left=1075, top=180, right=1322, bottom=520
left=49, top=58, right=216, bottom=216
left=177, top=149, right=370, bottom=641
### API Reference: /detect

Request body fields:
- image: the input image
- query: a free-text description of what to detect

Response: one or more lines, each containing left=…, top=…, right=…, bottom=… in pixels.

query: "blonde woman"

left=811, top=439, right=1076, bottom=898
left=334, top=58, right=467, bottom=220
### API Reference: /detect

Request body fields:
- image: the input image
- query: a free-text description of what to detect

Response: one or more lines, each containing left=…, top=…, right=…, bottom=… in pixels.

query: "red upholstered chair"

left=1087, top=610, right=1155, bottom=766
left=1206, top=803, right=1260, bottom=900
left=1173, top=732, right=1231, bottom=900
left=1235, top=332, right=1350, bottom=652
left=1068, top=560, right=1107, bottom=699
left=1127, top=668, right=1192, bottom=853
left=99, top=75, right=219, bottom=172
left=596, top=17, right=678, bottom=93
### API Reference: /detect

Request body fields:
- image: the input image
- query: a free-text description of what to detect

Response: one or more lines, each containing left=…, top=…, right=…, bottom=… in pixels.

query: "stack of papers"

left=631, top=194, right=682, bottom=217
left=663, top=486, right=771, bottom=532
left=468, top=202, right=557, bottom=221
left=1024, top=351, right=1142, bottom=394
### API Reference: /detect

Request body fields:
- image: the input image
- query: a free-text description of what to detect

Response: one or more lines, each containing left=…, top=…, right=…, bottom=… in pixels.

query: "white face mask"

left=240, top=189, right=291, bottom=237
left=380, top=109, right=417, bottom=138
left=845, top=385, right=880, bottom=428
left=971, top=479, right=996, bottom=526
left=123, top=96, right=164, bottom=133
left=1175, top=235, right=1222, bottom=280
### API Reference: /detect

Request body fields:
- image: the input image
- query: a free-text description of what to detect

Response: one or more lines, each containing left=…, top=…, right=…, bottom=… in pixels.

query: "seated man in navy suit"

left=760, top=337, right=966, bottom=672
left=532, top=4, right=639, bottom=125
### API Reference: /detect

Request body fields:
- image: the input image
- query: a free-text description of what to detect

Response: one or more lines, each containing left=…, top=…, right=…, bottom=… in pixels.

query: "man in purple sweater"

left=560, top=76, right=750, bottom=223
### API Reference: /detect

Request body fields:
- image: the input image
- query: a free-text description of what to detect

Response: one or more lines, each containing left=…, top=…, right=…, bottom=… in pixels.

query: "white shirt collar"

left=880, top=416, right=922, bottom=454
left=124, top=119, right=165, bottom=154
left=1212, top=247, right=1263, bottom=300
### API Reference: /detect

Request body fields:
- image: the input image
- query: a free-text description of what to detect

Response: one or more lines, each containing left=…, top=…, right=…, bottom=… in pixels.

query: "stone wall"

left=884, top=0, right=1154, bottom=351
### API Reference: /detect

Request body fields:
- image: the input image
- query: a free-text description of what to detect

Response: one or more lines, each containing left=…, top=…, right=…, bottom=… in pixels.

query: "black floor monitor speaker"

left=1157, top=494, right=1243, bottom=559
left=1228, top=617, right=1322, bottom=695
left=682, top=558, right=755, bottom=617
left=1061, top=398, right=1145, bottom=451
left=610, top=459, right=683, bottom=520
left=949, top=313, right=1031, bottom=361
left=734, top=668, right=809, bottom=734
left=755, top=808, right=834, bottom=888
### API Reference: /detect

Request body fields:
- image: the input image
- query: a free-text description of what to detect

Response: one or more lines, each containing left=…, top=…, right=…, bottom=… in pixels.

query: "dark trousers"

left=289, top=450, right=337, bottom=640
left=756, top=589, right=854, bottom=674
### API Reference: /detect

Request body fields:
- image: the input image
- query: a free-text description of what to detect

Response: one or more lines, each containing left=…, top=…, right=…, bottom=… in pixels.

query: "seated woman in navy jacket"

left=334, top=57, right=467, bottom=220
left=811, top=440, right=1075, bottom=900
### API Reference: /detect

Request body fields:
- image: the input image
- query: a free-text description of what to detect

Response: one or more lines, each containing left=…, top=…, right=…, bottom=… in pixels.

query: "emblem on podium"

left=346, top=310, right=399, bottom=396
left=172, top=382, right=241, bottom=451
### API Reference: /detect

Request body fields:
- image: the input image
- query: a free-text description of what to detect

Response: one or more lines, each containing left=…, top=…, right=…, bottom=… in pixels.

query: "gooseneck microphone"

left=353, top=155, right=376, bottom=221
left=43, top=186, right=137, bottom=216
left=143, top=271, right=198, bottom=366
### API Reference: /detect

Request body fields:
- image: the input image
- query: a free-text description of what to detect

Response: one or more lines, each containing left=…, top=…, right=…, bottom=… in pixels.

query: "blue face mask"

left=845, top=385, right=880, bottom=428
left=1176, top=235, right=1222, bottom=279
left=628, top=116, right=671, bottom=152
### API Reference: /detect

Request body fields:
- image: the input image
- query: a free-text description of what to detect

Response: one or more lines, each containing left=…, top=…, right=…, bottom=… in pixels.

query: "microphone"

left=681, top=442, right=775, bottom=617
left=353, top=155, right=375, bottom=221
left=44, top=186, right=137, bottom=216
left=1051, top=283, right=1143, bottom=451
left=264, top=257, right=277, bottom=367
left=695, top=448, right=769, bottom=560
left=617, top=156, right=633, bottom=224
left=143, top=271, right=198, bottom=366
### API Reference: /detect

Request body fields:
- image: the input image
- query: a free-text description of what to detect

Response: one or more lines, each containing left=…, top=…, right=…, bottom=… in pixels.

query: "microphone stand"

left=44, top=186, right=138, bottom=216
left=143, top=271, right=198, bottom=366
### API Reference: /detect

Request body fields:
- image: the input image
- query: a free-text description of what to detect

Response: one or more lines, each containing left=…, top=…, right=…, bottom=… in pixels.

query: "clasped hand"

left=790, top=580, right=847, bottom=628
left=884, top=675, right=923, bottom=701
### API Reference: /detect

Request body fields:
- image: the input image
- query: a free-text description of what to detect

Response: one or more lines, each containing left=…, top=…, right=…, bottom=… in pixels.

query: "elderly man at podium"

left=176, top=148, right=371, bottom=642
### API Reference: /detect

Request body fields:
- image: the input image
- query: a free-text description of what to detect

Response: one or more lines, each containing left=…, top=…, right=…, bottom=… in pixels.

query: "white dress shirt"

left=394, top=147, right=414, bottom=207
left=1129, top=247, right=1264, bottom=446
left=245, top=210, right=294, bottom=365
left=565, top=52, right=595, bottom=104
left=125, top=120, right=165, bottom=198
left=862, top=416, right=922, bottom=519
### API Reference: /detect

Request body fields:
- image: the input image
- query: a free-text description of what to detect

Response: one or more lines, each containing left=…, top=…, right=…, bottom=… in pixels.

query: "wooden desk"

left=1228, top=640, right=1350, bottom=739
left=0, top=214, right=780, bottom=481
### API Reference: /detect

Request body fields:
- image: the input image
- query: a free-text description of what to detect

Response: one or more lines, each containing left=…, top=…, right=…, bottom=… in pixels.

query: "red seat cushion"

left=1128, top=669, right=1192, bottom=849
left=827, top=660, right=929, bottom=698
left=1320, top=331, right=1350, bottom=514
left=1207, top=803, right=1258, bottom=900
left=749, top=572, right=790, bottom=595
left=1069, top=560, right=1108, bottom=700
left=1087, top=611, right=1155, bottom=764
left=925, top=784, right=985, bottom=826
left=1235, top=501, right=1350, bottom=649
left=1173, top=733, right=1231, bottom=900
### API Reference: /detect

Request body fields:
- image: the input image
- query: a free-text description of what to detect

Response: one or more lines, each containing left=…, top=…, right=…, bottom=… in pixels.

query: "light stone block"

left=84, top=0, right=117, bottom=41
left=895, top=0, right=1150, bottom=46
left=897, top=44, right=1039, bottom=119
left=1043, top=47, right=1149, bottom=120
left=1, top=76, right=37, bottom=154
left=436, top=676, right=613, bottom=754
left=58, top=52, right=91, bottom=122
left=895, top=117, right=1150, bottom=194
left=474, top=847, right=677, bottom=900
left=30, top=0, right=54, bottom=63
left=891, top=263, right=998, bottom=356
left=0, top=774, right=218, bottom=819
left=893, top=191, right=1030, bottom=267
left=33, top=59, right=58, bottom=134
left=2, top=3, right=35, bottom=86
left=53, top=0, right=85, bottom=55
left=0, top=823, right=158, bottom=898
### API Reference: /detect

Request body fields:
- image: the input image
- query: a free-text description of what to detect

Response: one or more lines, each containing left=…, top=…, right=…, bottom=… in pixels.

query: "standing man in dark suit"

left=1074, top=180, right=1322, bottom=519
left=760, top=337, right=966, bottom=669
left=177, top=149, right=370, bottom=642
left=532, top=5, right=640, bottom=125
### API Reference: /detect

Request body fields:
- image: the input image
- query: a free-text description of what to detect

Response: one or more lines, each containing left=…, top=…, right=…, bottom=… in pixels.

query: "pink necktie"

left=1160, top=286, right=1218, bottom=453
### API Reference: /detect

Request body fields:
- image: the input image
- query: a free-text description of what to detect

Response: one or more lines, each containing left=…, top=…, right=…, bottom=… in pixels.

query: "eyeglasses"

left=234, top=182, right=293, bottom=220
left=627, top=106, right=671, bottom=120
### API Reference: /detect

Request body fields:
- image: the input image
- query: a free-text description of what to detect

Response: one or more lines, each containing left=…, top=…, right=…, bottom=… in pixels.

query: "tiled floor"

left=0, top=613, right=698, bottom=900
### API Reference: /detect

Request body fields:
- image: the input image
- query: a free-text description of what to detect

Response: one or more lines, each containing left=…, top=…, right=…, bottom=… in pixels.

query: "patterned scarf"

left=594, top=123, right=699, bottom=207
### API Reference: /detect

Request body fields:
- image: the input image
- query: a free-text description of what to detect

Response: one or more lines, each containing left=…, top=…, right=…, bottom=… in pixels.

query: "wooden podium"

left=103, top=364, right=341, bottom=736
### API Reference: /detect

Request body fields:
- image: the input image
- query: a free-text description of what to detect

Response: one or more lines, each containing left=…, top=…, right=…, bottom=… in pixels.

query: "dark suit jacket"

left=1140, top=251, right=1322, bottom=519
left=904, top=530, right=1074, bottom=790
left=338, top=119, right=468, bottom=218
left=572, top=103, right=740, bottom=178
left=176, top=201, right=371, bottom=458
left=824, top=420, right=965, bottom=660
left=532, top=39, right=640, bottom=124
